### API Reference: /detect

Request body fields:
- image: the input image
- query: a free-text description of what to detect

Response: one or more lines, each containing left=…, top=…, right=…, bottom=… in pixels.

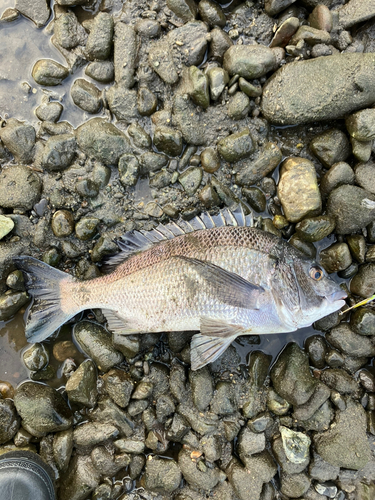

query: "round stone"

left=23, top=343, right=49, bottom=371
left=51, top=210, right=75, bottom=237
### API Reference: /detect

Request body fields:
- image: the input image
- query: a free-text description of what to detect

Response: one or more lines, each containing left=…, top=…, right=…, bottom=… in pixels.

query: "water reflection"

left=0, top=312, right=28, bottom=384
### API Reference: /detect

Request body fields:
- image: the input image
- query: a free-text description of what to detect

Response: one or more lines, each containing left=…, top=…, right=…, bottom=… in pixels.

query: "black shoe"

left=0, top=450, right=56, bottom=500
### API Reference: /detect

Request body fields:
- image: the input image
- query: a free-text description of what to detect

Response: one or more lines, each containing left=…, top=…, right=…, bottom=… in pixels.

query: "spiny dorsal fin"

left=103, top=205, right=253, bottom=271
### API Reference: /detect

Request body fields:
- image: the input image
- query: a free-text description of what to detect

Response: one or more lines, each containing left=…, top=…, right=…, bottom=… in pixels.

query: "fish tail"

left=14, top=256, right=77, bottom=342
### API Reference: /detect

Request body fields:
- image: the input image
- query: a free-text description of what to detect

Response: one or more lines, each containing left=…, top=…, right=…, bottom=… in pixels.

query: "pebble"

left=0, top=291, right=29, bottom=321
left=167, top=0, right=197, bottom=22
left=242, top=187, right=266, bottom=212
left=23, top=343, right=49, bottom=371
left=227, top=92, right=250, bottom=120
left=355, top=162, right=375, bottom=194
left=86, top=12, right=113, bottom=61
left=326, top=185, right=375, bottom=234
left=290, top=25, right=331, bottom=46
left=0, top=399, right=20, bottom=444
left=326, top=323, right=375, bottom=358
left=187, top=65, right=210, bottom=109
left=179, top=167, right=203, bottom=195
left=51, top=210, right=75, bottom=237
left=144, top=457, right=182, bottom=494
left=58, top=455, right=100, bottom=500
left=41, top=133, right=77, bottom=171
left=85, top=61, right=114, bottom=83
left=200, top=147, right=220, bottom=173
left=128, top=122, right=151, bottom=149
left=309, top=5, right=333, bottom=31
left=65, top=359, right=98, bottom=408
left=74, top=321, right=123, bottom=371
left=305, top=335, right=327, bottom=369
left=310, top=129, right=351, bottom=168
left=168, top=21, right=208, bottom=67
left=75, top=217, right=99, bottom=240
left=235, top=142, right=282, bottom=186
left=0, top=118, right=35, bottom=163
left=280, top=426, right=311, bottom=465
left=148, top=39, right=179, bottom=85
left=15, top=0, right=50, bottom=28
left=277, top=157, right=321, bottom=223
left=295, top=215, right=335, bottom=242
left=351, top=137, right=372, bottom=162
left=309, top=452, right=339, bottom=482
left=314, top=399, right=371, bottom=470
left=350, top=263, right=375, bottom=298
left=178, top=448, right=222, bottom=491
left=189, top=366, right=213, bottom=411
left=14, top=381, right=73, bottom=437
left=270, top=17, right=299, bottom=48
left=217, top=128, right=255, bottom=163
left=198, top=0, right=226, bottom=28
left=74, top=422, right=119, bottom=448
left=135, top=19, right=160, bottom=38
left=265, top=0, right=297, bottom=17
left=71, top=79, right=102, bottom=114
left=209, top=27, right=233, bottom=62
left=270, top=343, right=317, bottom=406
left=106, top=85, right=139, bottom=123
left=118, top=154, right=139, bottom=187
left=350, top=307, right=375, bottom=336
left=338, top=0, right=375, bottom=28
left=102, top=368, right=134, bottom=408
left=173, top=94, right=207, bottom=145
left=32, top=59, right=69, bottom=86
left=0, top=215, right=14, bottom=240
left=319, top=242, right=352, bottom=273
left=76, top=118, right=131, bottom=166
left=262, top=53, right=375, bottom=125
left=223, top=44, right=276, bottom=80
left=207, top=67, right=229, bottom=101
left=238, top=77, right=262, bottom=97
left=153, top=126, right=183, bottom=157
left=320, top=162, right=355, bottom=199
left=321, top=368, right=358, bottom=394
left=35, top=101, right=63, bottom=122
left=280, top=471, right=311, bottom=499
left=137, top=87, right=157, bottom=116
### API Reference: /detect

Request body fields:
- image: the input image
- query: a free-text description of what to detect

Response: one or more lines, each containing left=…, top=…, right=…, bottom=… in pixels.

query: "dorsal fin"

left=102, top=206, right=253, bottom=272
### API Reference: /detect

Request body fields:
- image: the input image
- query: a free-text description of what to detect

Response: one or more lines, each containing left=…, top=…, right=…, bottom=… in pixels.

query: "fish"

left=14, top=207, right=347, bottom=370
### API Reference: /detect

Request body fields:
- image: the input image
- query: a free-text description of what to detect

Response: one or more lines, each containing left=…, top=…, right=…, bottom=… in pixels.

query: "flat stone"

left=86, top=12, right=113, bottom=61
left=223, top=44, right=276, bottom=80
left=65, top=359, right=98, bottom=408
left=73, top=422, right=118, bottom=447
left=338, top=0, right=375, bottom=28
left=144, top=457, right=182, bottom=494
left=320, top=162, right=355, bottom=199
left=310, top=129, right=351, bottom=168
left=314, top=399, right=371, bottom=470
left=114, top=22, right=137, bottom=87
left=326, top=323, right=375, bottom=358
left=41, top=134, right=76, bottom=171
left=346, top=108, right=375, bottom=142
left=217, top=128, right=255, bottom=163
left=277, top=157, right=321, bottom=223
left=32, top=59, right=69, bottom=86
left=0, top=118, right=35, bottom=163
left=0, top=165, right=42, bottom=211
left=235, top=142, right=282, bottom=186
left=0, top=215, right=14, bottom=240
left=262, top=53, right=375, bottom=125
left=15, top=0, right=50, bottom=27
left=71, top=79, right=102, bottom=114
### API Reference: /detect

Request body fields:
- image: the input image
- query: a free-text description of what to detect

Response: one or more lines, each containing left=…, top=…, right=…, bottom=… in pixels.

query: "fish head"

left=271, top=245, right=347, bottom=329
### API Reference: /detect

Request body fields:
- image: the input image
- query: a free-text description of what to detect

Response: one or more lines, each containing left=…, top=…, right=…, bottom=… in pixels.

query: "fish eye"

left=310, top=266, right=324, bottom=281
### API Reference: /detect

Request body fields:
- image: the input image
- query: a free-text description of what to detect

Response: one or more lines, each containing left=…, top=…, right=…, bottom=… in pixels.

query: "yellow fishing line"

left=340, top=293, right=375, bottom=315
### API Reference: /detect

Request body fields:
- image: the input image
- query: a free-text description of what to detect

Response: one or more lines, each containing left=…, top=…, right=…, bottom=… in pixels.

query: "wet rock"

left=75, top=217, right=99, bottom=241
left=327, top=185, right=375, bottom=234
left=238, top=77, right=262, bottom=97
left=168, top=21, right=208, bottom=67
left=51, top=209, right=74, bottom=237
left=198, top=0, right=226, bottom=28
left=15, top=0, right=50, bottom=27
left=140, top=152, right=168, bottom=175
left=66, top=359, right=98, bottom=407
left=118, top=154, right=139, bottom=187
left=223, top=44, right=276, bottom=80
left=53, top=428, right=73, bottom=473
left=74, top=321, right=123, bottom=372
left=189, top=366, right=213, bottom=411
left=209, top=27, right=233, bottom=62
left=235, top=142, right=282, bottom=186
left=262, top=53, right=375, bottom=125
left=76, top=118, right=131, bottom=166
left=74, top=422, right=119, bottom=448
left=326, top=323, right=375, bottom=358
left=242, top=188, right=266, bottom=212
left=137, top=87, right=157, bottom=116
left=128, top=122, right=151, bottom=149
left=173, top=94, right=207, bottom=145
left=314, top=399, right=371, bottom=470
left=346, top=108, right=375, bottom=142
left=178, top=448, right=223, bottom=490
left=85, top=61, right=114, bottom=83
left=201, top=147, right=220, bottom=173
left=135, top=19, right=160, bottom=38
left=320, top=162, right=355, bottom=199
left=310, top=129, right=351, bottom=168
left=91, top=397, right=133, bottom=438
left=35, top=101, right=63, bottom=122
left=144, top=457, right=181, bottom=494
left=0, top=118, right=35, bottom=163
left=280, top=471, right=311, bottom=498
left=199, top=184, right=220, bottom=208
left=267, top=388, right=291, bottom=415
left=351, top=307, right=375, bottom=336
left=338, top=0, right=375, bottom=28
left=41, top=133, right=76, bottom=171
left=319, top=242, right=352, bottom=273
left=309, top=452, right=339, bottom=482
left=91, top=446, right=130, bottom=476
left=53, top=340, right=79, bottom=362
left=114, top=438, right=144, bottom=454
left=71, top=79, right=102, bottom=114
left=351, top=137, right=372, bottom=163
left=207, top=67, right=229, bottom=101
left=14, top=382, right=73, bottom=437
left=265, top=0, right=297, bottom=17
left=54, top=11, right=85, bottom=50
left=280, top=426, right=311, bottom=465
left=167, top=0, right=197, bottom=22
left=114, top=22, right=137, bottom=88
left=23, top=343, right=49, bottom=371
left=290, top=25, right=331, bottom=46
left=0, top=215, right=14, bottom=240
left=350, top=263, right=375, bottom=298
left=178, top=167, right=202, bottom=195
left=178, top=401, right=218, bottom=435
left=86, top=12, right=113, bottom=61
left=0, top=399, right=20, bottom=444
left=187, top=66, right=210, bottom=109
left=272, top=436, right=309, bottom=474
left=227, top=453, right=277, bottom=500
left=278, top=157, right=321, bottom=223
left=154, top=126, right=183, bottom=157
left=271, top=343, right=317, bottom=406
left=32, top=59, right=69, bottom=86
left=218, top=128, right=255, bottom=163
left=102, top=369, right=134, bottom=408
left=211, top=381, right=239, bottom=415
left=321, top=368, right=358, bottom=394
left=355, top=162, right=375, bottom=195
left=309, top=4, right=332, bottom=31
left=295, top=216, right=335, bottom=242
left=59, top=455, right=100, bottom=500
left=305, top=335, right=327, bottom=369
left=228, top=92, right=250, bottom=120
left=107, top=85, right=139, bottom=123
left=149, top=39, right=179, bottom=85
left=0, top=165, right=41, bottom=211
left=238, top=427, right=266, bottom=459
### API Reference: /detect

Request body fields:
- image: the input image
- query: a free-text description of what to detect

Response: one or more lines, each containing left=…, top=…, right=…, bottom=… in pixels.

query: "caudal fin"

left=14, top=256, right=75, bottom=342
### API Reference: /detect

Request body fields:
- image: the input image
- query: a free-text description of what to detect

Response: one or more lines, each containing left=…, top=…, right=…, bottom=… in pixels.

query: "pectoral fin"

left=178, top=256, right=265, bottom=310
left=190, top=332, right=239, bottom=370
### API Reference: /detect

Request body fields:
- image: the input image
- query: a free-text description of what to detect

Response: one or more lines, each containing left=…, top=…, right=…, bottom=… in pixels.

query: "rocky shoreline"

left=0, top=0, right=375, bottom=499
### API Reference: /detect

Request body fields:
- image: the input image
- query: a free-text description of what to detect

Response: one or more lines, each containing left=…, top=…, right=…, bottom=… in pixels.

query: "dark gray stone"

left=310, top=129, right=351, bottom=168
left=0, top=399, right=20, bottom=444
left=32, top=59, right=69, bottom=86
left=71, top=79, right=102, bottom=114
left=85, top=61, right=114, bottom=83
left=41, top=134, right=76, bottom=171
left=106, top=85, right=139, bottom=123
left=114, top=22, right=137, bottom=87
left=223, top=44, right=276, bottom=79
left=144, top=457, right=181, bottom=494
left=0, top=165, right=41, bottom=211
left=65, top=359, right=98, bottom=408
left=86, top=12, right=114, bottom=61
left=0, top=118, right=35, bottom=163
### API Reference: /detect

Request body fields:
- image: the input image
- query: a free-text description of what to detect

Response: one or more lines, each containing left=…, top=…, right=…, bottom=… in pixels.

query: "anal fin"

left=102, top=309, right=137, bottom=335
left=190, top=333, right=238, bottom=370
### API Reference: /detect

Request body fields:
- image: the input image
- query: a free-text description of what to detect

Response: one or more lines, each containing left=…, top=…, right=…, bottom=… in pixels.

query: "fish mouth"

left=327, top=290, right=347, bottom=303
